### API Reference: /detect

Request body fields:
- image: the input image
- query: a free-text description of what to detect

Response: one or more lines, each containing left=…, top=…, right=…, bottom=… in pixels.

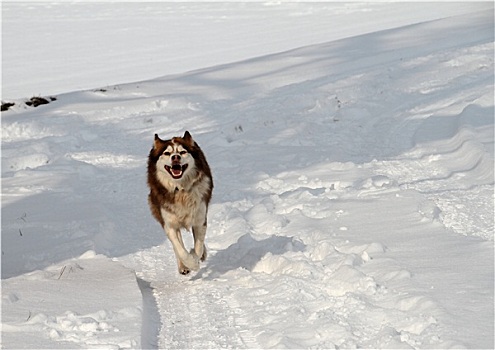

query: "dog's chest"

left=161, top=183, right=208, bottom=230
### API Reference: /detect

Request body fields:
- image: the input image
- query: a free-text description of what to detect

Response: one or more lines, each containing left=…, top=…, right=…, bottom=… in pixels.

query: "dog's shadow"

left=192, top=233, right=305, bottom=280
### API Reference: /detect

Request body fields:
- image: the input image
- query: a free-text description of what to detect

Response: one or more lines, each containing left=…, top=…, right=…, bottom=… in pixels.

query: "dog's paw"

left=178, top=261, right=190, bottom=275
left=184, top=250, right=200, bottom=271
left=179, top=267, right=190, bottom=275
left=201, top=245, right=207, bottom=262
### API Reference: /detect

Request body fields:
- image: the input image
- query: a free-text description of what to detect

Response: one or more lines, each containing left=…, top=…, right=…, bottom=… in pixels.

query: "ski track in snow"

left=2, top=8, right=494, bottom=350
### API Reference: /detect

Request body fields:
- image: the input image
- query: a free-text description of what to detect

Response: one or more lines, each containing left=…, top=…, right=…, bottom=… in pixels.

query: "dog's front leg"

left=164, top=226, right=200, bottom=274
left=192, top=223, right=207, bottom=262
left=176, top=231, right=190, bottom=275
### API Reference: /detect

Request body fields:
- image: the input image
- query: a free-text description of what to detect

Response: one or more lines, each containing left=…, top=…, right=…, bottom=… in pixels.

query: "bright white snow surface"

left=1, top=3, right=494, bottom=350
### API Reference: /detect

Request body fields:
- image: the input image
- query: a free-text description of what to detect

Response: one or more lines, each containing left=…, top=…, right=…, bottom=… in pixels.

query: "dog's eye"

left=180, top=151, right=187, bottom=155
left=163, top=151, right=171, bottom=156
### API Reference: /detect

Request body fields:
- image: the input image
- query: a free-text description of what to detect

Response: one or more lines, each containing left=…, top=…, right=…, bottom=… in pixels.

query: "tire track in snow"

left=153, top=280, right=248, bottom=349
left=122, top=245, right=258, bottom=349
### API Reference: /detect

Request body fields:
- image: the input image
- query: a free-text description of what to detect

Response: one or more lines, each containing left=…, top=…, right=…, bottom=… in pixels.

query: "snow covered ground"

left=2, top=2, right=494, bottom=349
left=2, top=1, right=489, bottom=100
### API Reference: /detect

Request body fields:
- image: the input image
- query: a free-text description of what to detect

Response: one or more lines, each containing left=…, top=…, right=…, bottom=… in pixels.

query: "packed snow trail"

left=2, top=9, right=493, bottom=350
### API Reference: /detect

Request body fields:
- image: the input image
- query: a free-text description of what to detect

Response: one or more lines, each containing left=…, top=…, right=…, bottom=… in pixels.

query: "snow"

left=2, top=252, right=141, bottom=349
left=2, top=2, right=494, bottom=349
left=1, top=2, right=489, bottom=99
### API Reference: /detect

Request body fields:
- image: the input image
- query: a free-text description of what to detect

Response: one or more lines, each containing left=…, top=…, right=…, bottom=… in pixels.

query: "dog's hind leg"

left=165, top=226, right=200, bottom=273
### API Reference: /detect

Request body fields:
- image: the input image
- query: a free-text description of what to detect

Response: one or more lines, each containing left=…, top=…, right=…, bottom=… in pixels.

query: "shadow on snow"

left=192, top=233, right=306, bottom=280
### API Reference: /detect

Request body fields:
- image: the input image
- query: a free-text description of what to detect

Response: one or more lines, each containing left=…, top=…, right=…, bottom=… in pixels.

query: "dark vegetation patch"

left=1, top=102, right=16, bottom=112
left=1, top=96, right=57, bottom=112
left=27, top=96, right=57, bottom=107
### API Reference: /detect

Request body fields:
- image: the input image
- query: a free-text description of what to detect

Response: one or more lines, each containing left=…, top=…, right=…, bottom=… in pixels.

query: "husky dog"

left=147, top=131, right=213, bottom=275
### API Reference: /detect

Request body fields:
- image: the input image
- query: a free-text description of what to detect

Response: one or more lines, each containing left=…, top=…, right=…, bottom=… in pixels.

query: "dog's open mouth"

left=165, top=164, right=188, bottom=179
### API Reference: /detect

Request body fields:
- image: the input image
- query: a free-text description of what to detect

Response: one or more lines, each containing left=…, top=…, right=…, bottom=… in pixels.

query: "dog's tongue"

left=171, top=164, right=182, bottom=176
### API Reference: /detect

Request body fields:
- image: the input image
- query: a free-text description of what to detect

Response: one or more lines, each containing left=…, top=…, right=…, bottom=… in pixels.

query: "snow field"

left=2, top=2, right=487, bottom=100
left=2, top=4, right=494, bottom=349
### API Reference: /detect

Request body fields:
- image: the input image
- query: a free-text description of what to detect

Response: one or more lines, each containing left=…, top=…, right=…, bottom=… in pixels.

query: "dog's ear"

left=183, top=131, right=194, bottom=147
left=153, top=134, right=163, bottom=149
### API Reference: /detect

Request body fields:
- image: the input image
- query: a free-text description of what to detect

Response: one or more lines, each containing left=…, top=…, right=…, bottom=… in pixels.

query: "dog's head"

left=151, top=131, right=196, bottom=181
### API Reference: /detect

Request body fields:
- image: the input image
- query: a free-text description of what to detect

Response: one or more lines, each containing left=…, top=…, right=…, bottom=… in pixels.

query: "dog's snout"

left=172, top=154, right=181, bottom=162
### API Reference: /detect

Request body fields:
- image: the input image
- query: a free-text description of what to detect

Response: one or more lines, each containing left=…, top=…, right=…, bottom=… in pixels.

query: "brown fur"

left=147, top=131, right=213, bottom=274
